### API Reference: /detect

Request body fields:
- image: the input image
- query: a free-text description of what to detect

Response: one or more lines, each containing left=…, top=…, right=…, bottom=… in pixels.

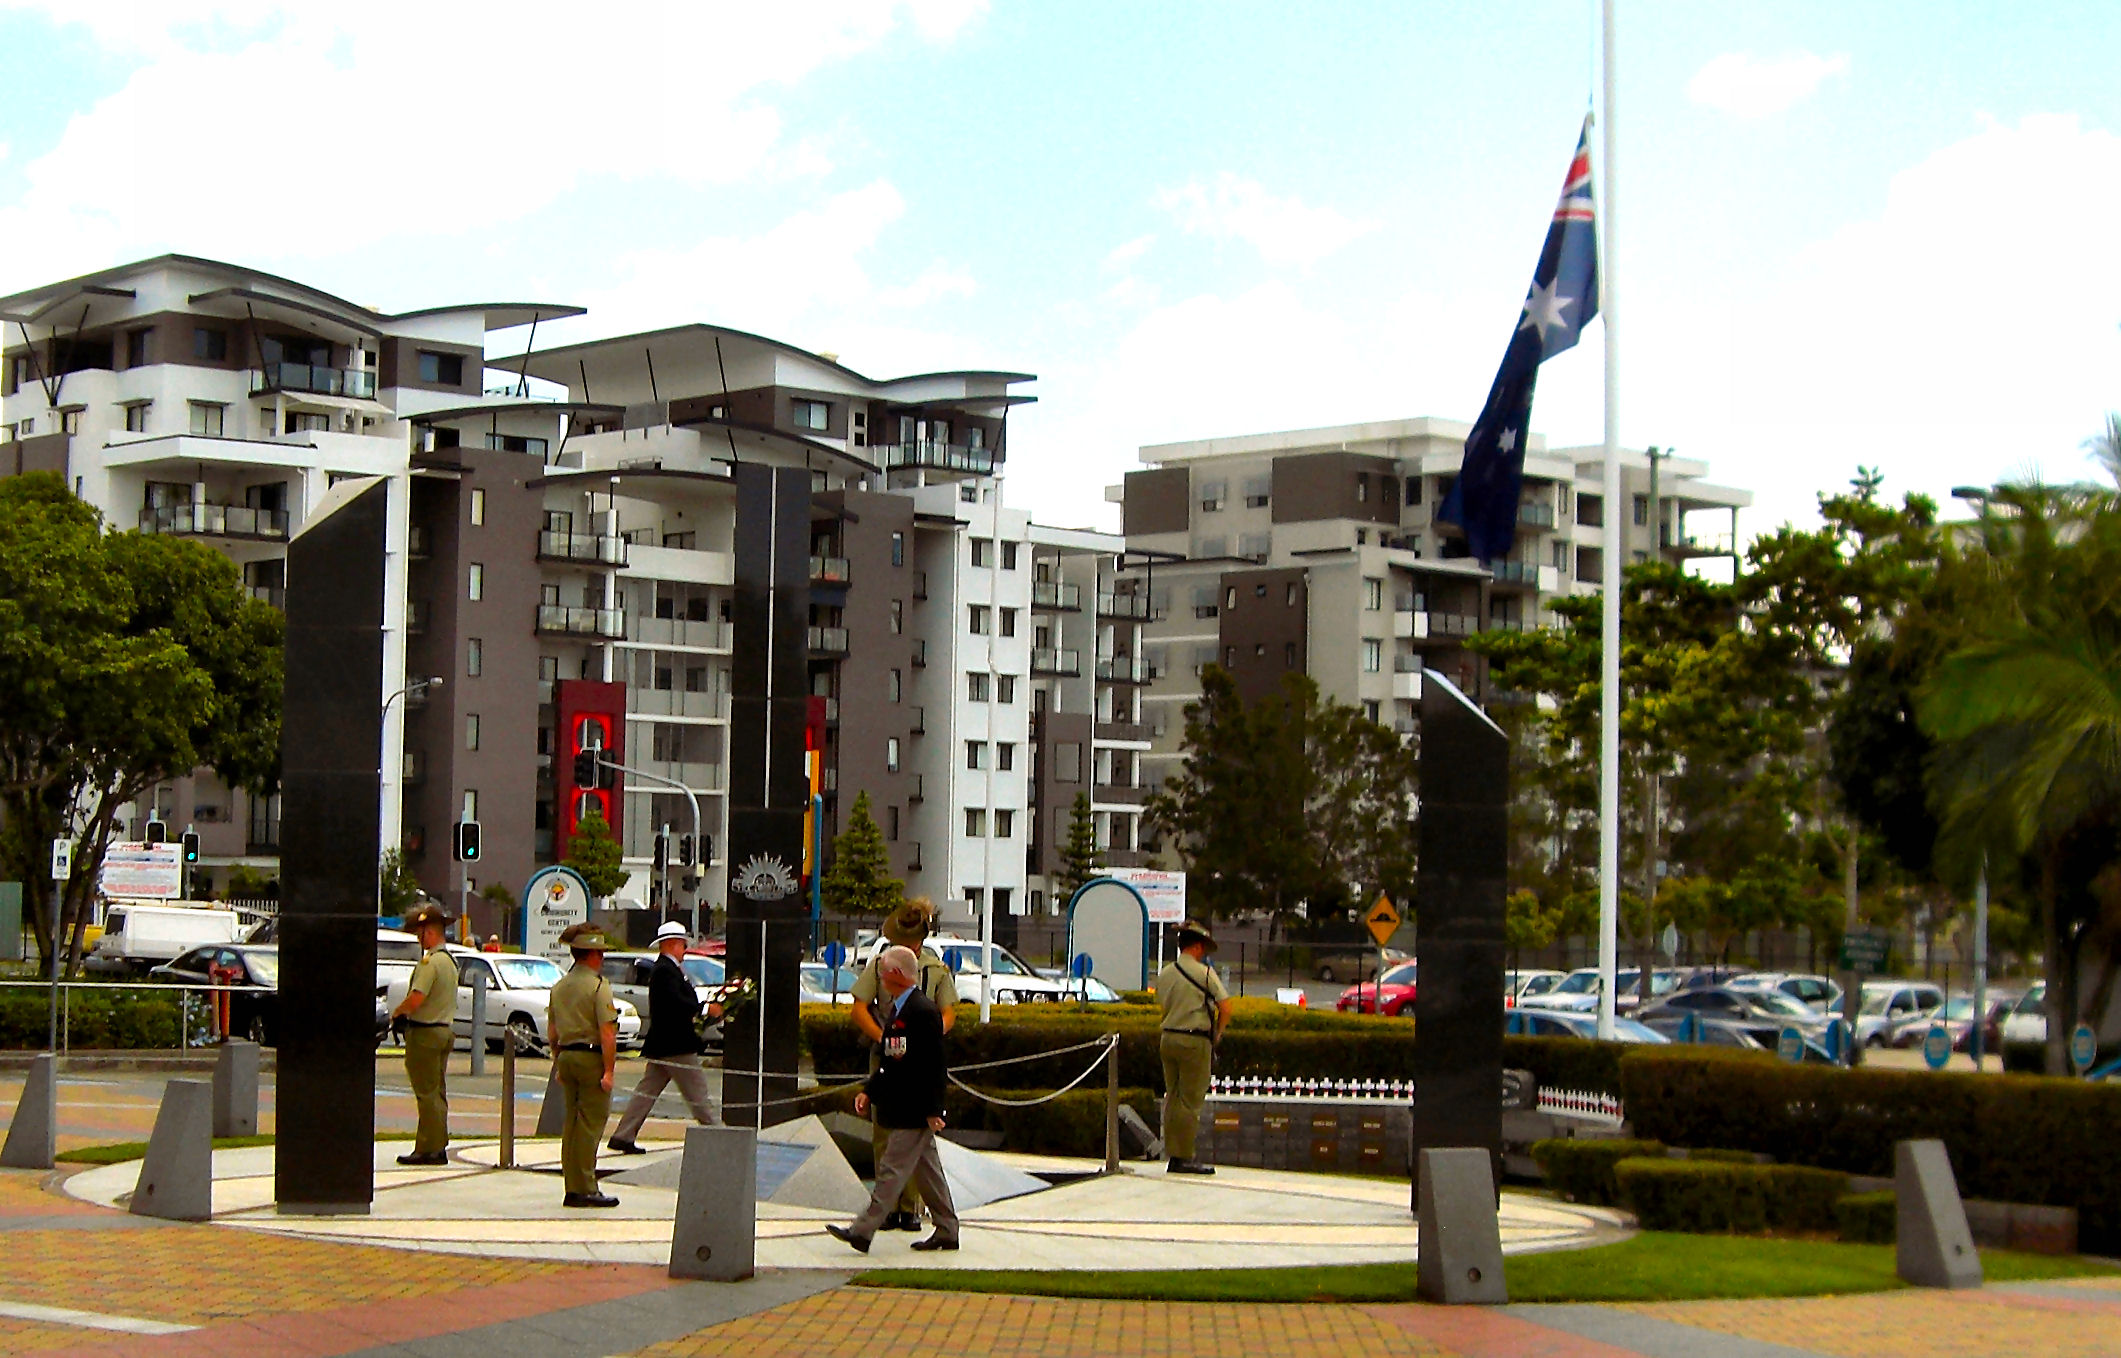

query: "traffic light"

left=180, top=830, right=200, bottom=865
left=653, top=826, right=671, bottom=874
left=677, top=834, right=695, bottom=868
left=572, top=748, right=599, bottom=787
left=144, top=819, right=167, bottom=845
left=453, top=819, right=482, bottom=863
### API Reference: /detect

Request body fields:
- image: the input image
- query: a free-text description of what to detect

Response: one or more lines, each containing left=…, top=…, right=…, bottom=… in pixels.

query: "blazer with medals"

left=866, top=988, right=948, bottom=1129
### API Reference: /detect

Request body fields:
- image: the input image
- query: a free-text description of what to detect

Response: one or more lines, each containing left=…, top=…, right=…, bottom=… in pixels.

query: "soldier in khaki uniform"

left=547, top=923, right=621, bottom=1208
left=849, top=898, right=957, bottom=1231
left=389, top=903, right=459, bottom=1166
left=1155, top=918, right=1231, bottom=1175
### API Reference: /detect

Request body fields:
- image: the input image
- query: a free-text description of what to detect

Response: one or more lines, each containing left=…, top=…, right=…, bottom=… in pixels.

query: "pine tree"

left=565, top=808, right=631, bottom=900
left=823, top=790, right=905, bottom=915
left=1056, top=792, right=1103, bottom=900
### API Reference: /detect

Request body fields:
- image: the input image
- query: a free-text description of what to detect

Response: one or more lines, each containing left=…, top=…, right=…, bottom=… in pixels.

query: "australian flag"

left=1438, top=118, right=1600, bottom=562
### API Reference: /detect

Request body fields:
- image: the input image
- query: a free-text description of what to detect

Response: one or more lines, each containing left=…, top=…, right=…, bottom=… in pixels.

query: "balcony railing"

left=250, top=363, right=377, bottom=399
left=245, top=584, right=285, bottom=610
left=809, top=555, right=850, bottom=584
left=537, top=530, right=628, bottom=567
left=1518, top=501, right=1557, bottom=528
left=1097, top=592, right=1153, bottom=621
left=1032, top=647, right=1082, bottom=676
left=139, top=503, right=289, bottom=540
left=879, top=440, right=996, bottom=475
left=405, top=599, right=428, bottom=634
left=401, top=749, right=426, bottom=784
left=1491, top=560, right=1539, bottom=584
left=1095, top=720, right=1153, bottom=743
left=808, top=625, right=849, bottom=656
left=1096, top=784, right=1151, bottom=806
left=1096, top=654, right=1149, bottom=683
left=1032, top=580, right=1082, bottom=611
left=406, top=525, right=430, bottom=558
left=1487, top=617, right=1528, bottom=632
left=1423, top=611, right=1479, bottom=637
left=536, top=604, right=625, bottom=638
left=1395, top=654, right=1423, bottom=673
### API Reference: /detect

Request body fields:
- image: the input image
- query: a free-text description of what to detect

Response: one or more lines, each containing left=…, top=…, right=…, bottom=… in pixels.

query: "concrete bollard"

left=535, top=1061, right=567, bottom=1137
left=1, top=1052, right=57, bottom=1170
left=469, top=971, right=488, bottom=1078
left=212, top=1039, right=259, bottom=1138
left=1897, top=1139, right=1982, bottom=1289
left=1416, top=1147, right=1508, bottom=1304
left=668, top=1124, right=757, bottom=1281
left=132, top=1079, right=213, bottom=1221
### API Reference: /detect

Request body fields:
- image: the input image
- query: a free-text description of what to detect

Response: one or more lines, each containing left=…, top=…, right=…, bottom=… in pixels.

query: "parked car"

left=1727, top=971, right=1844, bottom=1013
left=2001, top=982, right=2048, bottom=1047
left=1314, top=946, right=1410, bottom=983
left=87, top=903, right=245, bottom=976
left=1888, top=992, right=1975, bottom=1048
left=799, top=962, right=861, bottom=1004
left=1517, top=967, right=1678, bottom=1014
left=1855, top=981, right=1946, bottom=1047
left=150, top=943, right=284, bottom=1044
left=1336, top=962, right=1417, bottom=1016
left=1503, top=1009, right=1669, bottom=1043
left=1636, top=987, right=1831, bottom=1050
left=1639, top=1011, right=1838, bottom=1062
left=1504, top=969, right=1566, bottom=1006
left=600, top=950, right=730, bottom=1043
left=879, top=934, right=1073, bottom=1005
left=383, top=947, right=642, bottom=1053
left=1971, top=987, right=2028, bottom=1052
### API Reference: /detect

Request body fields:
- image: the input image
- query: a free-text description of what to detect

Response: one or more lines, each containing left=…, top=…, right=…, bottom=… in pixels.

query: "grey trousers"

left=611, top=1054, right=719, bottom=1142
left=852, top=1126, right=959, bottom=1243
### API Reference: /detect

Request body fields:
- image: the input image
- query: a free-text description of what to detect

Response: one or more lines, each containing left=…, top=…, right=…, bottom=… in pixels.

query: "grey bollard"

left=1417, top=1147, right=1508, bottom=1304
left=668, top=1124, right=757, bottom=1281
left=535, top=1062, right=567, bottom=1137
left=1, top=1053, right=57, bottom=1170
left=469, top=971, right=488, bottom=1078
left=1896, top=1139, right=1982, bottom=1289
left=212, top=1039, right=259, bottom=1138
left=132, top=1079, right=213, bottom=1221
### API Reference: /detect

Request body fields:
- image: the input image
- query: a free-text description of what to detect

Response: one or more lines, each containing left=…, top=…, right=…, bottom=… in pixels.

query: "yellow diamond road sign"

left=1366, top=893, right=1400, bottom=947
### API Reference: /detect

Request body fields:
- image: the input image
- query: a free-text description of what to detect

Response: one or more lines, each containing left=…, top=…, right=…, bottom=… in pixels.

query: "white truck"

left=86, top=902, right=244, bottom=975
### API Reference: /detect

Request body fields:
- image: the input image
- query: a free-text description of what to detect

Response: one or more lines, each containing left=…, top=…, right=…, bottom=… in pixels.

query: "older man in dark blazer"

left=827, top=945, right=959, bottom=1253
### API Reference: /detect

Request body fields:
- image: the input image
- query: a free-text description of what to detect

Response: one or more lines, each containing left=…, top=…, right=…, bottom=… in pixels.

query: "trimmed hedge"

left=1837, top=1190, right=1896, bottom=1244
left=1614, top=1157, right=1847, bottom=1234
left=0, top=985, right=186, bottom=1049
left=1619, top=1046, right=2121, bottom=1254
left=1530, top=1138, right=1665, bottom=1206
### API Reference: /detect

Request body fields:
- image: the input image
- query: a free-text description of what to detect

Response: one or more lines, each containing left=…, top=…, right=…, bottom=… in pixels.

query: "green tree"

left=379, top=849, right=424, bottom=917
left=1055, top=792, right=1103, bottom=900
left=822, top=790, right=905, bottom=915
left=479, top=881, right=517, bottom=911
left=564, top=808, right=630, bottom=900
left=1504, top=887, right=1565, bottom=953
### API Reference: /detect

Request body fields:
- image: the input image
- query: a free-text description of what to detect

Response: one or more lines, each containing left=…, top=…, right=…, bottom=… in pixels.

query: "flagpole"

left=1595, top=0, right=1622, bottom=1042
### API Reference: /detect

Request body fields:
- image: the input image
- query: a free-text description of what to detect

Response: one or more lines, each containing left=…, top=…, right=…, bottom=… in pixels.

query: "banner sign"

left=1099, top=867, right=1186, bottom=924
left=100, top=842, right=183, bottom=900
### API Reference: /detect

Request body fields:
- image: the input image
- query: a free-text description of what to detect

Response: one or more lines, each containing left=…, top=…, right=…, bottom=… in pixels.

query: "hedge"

left=1613, top=1158, right=1847, bottom=1234
left=766, top=1080, right=1161, bottom=1160
left=1619, top=1046, right=2121, bottom=1254
left=0, top=986, right=186, bottom=1049
left=1836, top=1190, right=1896, bottom=1244
left=1530, top=1138, right=1665, bottom=1206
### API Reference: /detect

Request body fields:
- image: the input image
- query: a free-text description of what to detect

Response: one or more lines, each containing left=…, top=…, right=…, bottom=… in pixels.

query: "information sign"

left=1777, top=1025, right=1805, bottom=1063
left=98, top=842, right=182, bottom=900
left=1099, top=867, right=1186, bottom=924
left=1837, top=928, right=1891, bottom=975
left=521, top=865, right=592, bottom=963
left=1922, top=1022, right=1952, bottom=1071
left=2070, top=1023, right=2098, bottom=1075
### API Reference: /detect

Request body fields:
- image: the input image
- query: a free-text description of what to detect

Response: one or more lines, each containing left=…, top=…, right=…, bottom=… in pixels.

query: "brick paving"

left=1629, top=1279, right=2121, bottom=1358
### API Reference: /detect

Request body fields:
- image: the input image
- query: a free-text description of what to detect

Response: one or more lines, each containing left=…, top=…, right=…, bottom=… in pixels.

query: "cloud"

left=1102, top=234, right=1155, bottom=270
left=1687, top=51, right=1849, bottom=118
left=1153, top=172, right=1378, bottom=268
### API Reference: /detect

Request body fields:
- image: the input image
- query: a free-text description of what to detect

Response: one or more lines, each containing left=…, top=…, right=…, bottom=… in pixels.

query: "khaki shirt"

left=1156, top=956, right=1228, bottom=1036
left=548, top=963, right=617, bottom=1049
left=405, top=948, right=459, bottom=1025
left=853, top=949, right=958, bottom=1073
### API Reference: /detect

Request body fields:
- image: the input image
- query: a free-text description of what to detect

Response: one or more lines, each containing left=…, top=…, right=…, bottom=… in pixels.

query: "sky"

left=2, top=0, right=2118, bottom=542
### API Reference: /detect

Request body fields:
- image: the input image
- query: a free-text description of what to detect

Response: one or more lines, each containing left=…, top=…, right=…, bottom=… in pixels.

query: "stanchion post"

left=1104, top=1034, right=1120, bottom=1174
left=468, top=971, right=488, bottom=1078
left=499, top=1028, right=516, bottom=1170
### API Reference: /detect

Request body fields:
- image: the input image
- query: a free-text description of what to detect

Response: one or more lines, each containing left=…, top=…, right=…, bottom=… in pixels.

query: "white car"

left=800, top=962, right=861, bottom=1005
left=383, top=947, right=641, bottom=1053
left=1855, top=981, right=1946, bottom=1048
left=1729, top=971, right=1844, bottom=1014
left=1506, top=969, right=1567, bottom=1006
left=2001, top=982, right=2048, bottom=1047
left=1516, top=967, right=1676, bottom=1014
left=861, top=933, right=1073, bottom=1006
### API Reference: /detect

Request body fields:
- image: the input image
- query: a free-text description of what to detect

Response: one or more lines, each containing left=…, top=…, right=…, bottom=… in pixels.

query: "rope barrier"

left=714, top=1033, right=1125, bottom=1111
left=947, top=1035, right=1118, bottom=1107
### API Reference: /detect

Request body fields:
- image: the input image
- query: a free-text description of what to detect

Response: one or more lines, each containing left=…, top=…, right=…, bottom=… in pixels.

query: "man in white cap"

left=607, top=920, right=722, bottom=1153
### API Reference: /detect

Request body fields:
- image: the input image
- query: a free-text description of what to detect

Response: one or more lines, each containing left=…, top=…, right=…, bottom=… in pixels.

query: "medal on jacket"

left=884, top=1031, right=907, bottom=1060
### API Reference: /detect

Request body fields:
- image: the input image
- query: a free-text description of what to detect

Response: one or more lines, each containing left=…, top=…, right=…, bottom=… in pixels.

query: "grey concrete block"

left=1417, top=1146, right=1507, bottom=1304
left=1897, top=1138, right=1982, bottom=1289
left=669, top=1124, right=756, bottom=1282
left=132, top=1079, right=213, bottom=1221
left=535, top=1064, right=566, bottom=1137
left=0, top=1052, right=56, bottom=1169
left=213, top=1040, right=259, bottom=1138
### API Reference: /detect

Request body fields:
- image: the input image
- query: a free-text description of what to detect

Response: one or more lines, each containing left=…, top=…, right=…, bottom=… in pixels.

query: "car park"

left=1336, top=962, right=1417, bottom=1015
left=1517, top=966, right=1677, bottom=1014
left=1855, top=981, right=1946, bottom=1047
left=1504, top=969, right=1566, bottom=1006
left=383, top=947, right=642, bottom=1053
left=1636, top=986, right=1831, bottom=1049
left=1503, top=1009, right=1669, bottom=1043
left=1888, top=992, right=1975, bottom=1048
left=1728, top=971, right=1844, bottom=1013
left=871, top=934, right=1074, bottom=1005
left=1639, top=1011, right=1838, bottom=1062
left=150, top=943, right=284, bottom=1045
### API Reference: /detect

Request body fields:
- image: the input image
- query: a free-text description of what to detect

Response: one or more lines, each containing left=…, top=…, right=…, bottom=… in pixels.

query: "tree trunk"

left=1838, top=828, right=1863, bottom=1066
left=2043, top=850, right=2069, bottom=1076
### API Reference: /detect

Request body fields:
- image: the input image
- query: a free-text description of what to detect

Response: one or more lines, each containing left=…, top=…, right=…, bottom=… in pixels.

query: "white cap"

left=654, top=920, right=690, bottom=943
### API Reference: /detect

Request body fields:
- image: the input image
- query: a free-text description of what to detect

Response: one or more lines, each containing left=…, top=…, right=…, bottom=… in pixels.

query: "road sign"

left=1365, top=893, right=1401, bottom=948
left=1777, top=1026, right=1805, bottom=1063
left=1659, top=922, right=1679, bottom=959
left=1923, top=1022, right=1952, bottom=1071
left=1837, top=928, right=1891, bottom=975
left=819, top=940, right=848, bottom=969
left=1070, top=952, right=1094, bottom=979
left=1676, top=1011, right=1705, bottom=1044
left=48, top=838, right=72, bottom=882
left=2071, top=1023, right=2098, bottom=1075
left=1824, top=1018, right=1852, bottom=1065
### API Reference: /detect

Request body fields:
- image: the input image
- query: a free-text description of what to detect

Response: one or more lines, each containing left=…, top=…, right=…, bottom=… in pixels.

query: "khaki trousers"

left=871, top=1119, right=923, bottom=1213
left=555, top=1050, right=611, bottom=1196
left=402, top=1025, right=453, bottom=1154
left=1159, top=1030, right=1214, bottom=1160
left=852, top=1126, right=958, bottom=1243
left=611, top=1055, right=719, bottom=1142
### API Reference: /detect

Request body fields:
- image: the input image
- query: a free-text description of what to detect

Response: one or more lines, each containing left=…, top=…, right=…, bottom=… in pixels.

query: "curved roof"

left=389, top=303, right=587, bottom=330
left=487, top=321, right=1034, bottom=393
left=408, top=400, right=623, bottom=424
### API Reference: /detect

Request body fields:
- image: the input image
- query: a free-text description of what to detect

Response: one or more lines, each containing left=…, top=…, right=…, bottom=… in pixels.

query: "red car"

left=1336, top=962, right=1417, bottom=1016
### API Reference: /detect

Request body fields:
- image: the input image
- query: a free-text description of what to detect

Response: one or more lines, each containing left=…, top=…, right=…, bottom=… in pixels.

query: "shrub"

left=1614, top=1157, right=1846, bottom=1234
left=1678, top=1148, right=1763, bottom=1165
left=1503, top=1034, right=1631, bottom=1097
left=1530, top=1138, right=1665, bottom=1205
left=0, top=985, right=186, bottom=1050
left=1837, top=1190, right=1896, bottom=1244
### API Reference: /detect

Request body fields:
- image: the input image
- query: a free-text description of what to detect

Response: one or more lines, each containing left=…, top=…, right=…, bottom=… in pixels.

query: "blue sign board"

left=1922, top=1022, right=1952, bottom=1071
left=1070, top=952, right=1095, bottom=979
left=1777, top=1026, right=1805, bottom=1063
left=819, top=940, right=848, bottom=969
left=1676, top=1012, right=1705, bottom=1045
left=1824, top=1017, right=1852, bottom=1066
left=2071, top=1023, right=2098, bottom=1075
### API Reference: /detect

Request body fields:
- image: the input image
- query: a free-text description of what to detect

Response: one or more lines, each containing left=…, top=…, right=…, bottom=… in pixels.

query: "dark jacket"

left=640, top=953, right=707, bottom=1059
left=865, top=988, right=947, bottom=1129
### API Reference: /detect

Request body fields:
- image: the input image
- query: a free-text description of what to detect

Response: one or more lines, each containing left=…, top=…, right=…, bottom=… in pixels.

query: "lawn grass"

left=856, top=1233, right=2121, bottom=1304
left=56, top=1132, right=417, bottom=1165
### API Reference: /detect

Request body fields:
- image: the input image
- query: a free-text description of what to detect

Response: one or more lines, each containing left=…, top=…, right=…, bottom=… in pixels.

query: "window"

left=465, top=714, right=481, bottom=751
left=60, top=408, right=82, bottom=435
left=418, top=351, right=465, bottom=386
left=469, top=488, right=485, bottom=526
left=1363, top=639, right=1383, bottom=673
left=997, top=675, right=1015, bottom=704
left=995, top=809, right=1014, bottom=838
left=960, top=483, right=977, bottom=503
left=886, top=737, right=901, bottom=772
left=1364, top=699, right=1381, bottom=723
left=1364, top=578, right=1383, bottom=611
left=792, top=399, right=829, bottom=431
left=285, top=411, right=327, bottom=434
left=889, top=668, right=902, bottom=703
left=467, top=563, right=484, bottom=601
left=1284, top=642, right=1297, bottom=668
left=539, top=655, right=559, bottom=682
left=1239, top=532, right=1271, bottom=561
left=466, top=637, right=483, bottom=677
left=890, top=531, right=904, bottom=567
left=685, top=665, right=708, bottom=692
left=193, top=327, right=227, bottom=361
left=890, top=600, right=903, bottom=634
left=462, top=789, right=479, bottom=821
left=1286, top=582, right=1298, bottom=606
left=1408, top=477, right=1424, bottom=506
left=1552, top=539, right=1568, bottom=570
left=1001, top=542, right=1018, bottom=570
left=1000, top=607, right=1017, bottom=638
left=1356, top=473, right=1369, bottom=503
left=1242, top=474, right=1271, bottom=508
left=1633, top=494, right=1649, bottom=526
left=971, top=538, right=992, bottom=568
left=965, top=809, right=987, bottom=837
left=968, top=672, right=989, bottom=702
left=541, top=583, right=560, bottom=605
left=968, top=605, right=989, bottom=634
left=1225, top=647, right=1238, bottom=667
left=125, top=329, right=150, bottom=368
left=188, top=402, right=224, bottom=437
left=484, top=433, right=548, bottom=457
left=997, top=742, right=1015, bottom=771
left=1196, top=536, right=1227, bottom=558
left=966, top=741, right=986, bottom=770
left=123, top=403, right=149, bottom=433
left=1199, top=479, right=1226, bottom=512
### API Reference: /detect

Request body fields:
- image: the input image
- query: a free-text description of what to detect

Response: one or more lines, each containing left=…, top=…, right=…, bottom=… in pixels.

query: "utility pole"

left=1640, top=444, right=1662, bottom=1007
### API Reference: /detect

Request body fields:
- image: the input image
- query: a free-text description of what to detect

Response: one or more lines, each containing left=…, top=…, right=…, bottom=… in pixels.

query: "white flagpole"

left=1595, top=0, right=1622, bottom=1042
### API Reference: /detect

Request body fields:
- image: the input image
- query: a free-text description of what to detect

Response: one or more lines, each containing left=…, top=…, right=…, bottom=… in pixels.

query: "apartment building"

left=1109, top=417, right=1751, bottom=789
left=1, top=255, right=1109, bottom=937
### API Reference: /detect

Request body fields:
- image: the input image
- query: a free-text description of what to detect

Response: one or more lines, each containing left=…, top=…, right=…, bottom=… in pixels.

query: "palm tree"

left=2085, top=412, right=2121, bottom=488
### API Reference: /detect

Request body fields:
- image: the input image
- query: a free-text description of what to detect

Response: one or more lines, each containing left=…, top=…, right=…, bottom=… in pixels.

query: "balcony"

left=823, top=697, right=841, bottom=724
left=405, top=599, right=428, bottom=634
left=1394, top=654, right=1423, bottom=674
left=1097, top=592, right=1153, bottom=621
left=250, top=363, right=377, bottom=400
left=809, top=555, right=850, bottom=585
left=406, top=525, right=430, bottom=559
left=632, top=689, right=730, bottom=720
left=821, top=766, right=839, bottom=794
left=139, top=503, right=289, bottom=540
left=245, top=584, right=285, bottom=610
left=1392, top=670, right=1423, bottom=701
left=536, top=604, right=625, bottom=639
left=1103, top=848, right=1155, bottom=869
left=1667, top=530, right=1737, bottom=558
left=1095, top=720, right=1153, bottom=743
left=879, top=440, right=996, bottom=475
left=1518, top=501, right=1557, bottom=529
left=634, top=759, right=725, bottom=792
left=538, top=679, right=555, bottom=706
left=1490, top=560, right=1549, bottom=588
left=1487, top=617, right=1528, bottom=633
left=1096, top=654, right=1149, bottom=684
left=401, top=749, right=426, bottom=784
left=1095, top=783, right=1151, bottom=806
left=626, top=615, right=731, bottom=650
left=1031, top=580, right=1083, bottom=611
left=402, top=682, right=432, bottom=710
left=537, top=530, right=628, bottom=567
left=1032, top=647, right=1082, bottom=677
left=807, top=625, right=849, bottom=656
